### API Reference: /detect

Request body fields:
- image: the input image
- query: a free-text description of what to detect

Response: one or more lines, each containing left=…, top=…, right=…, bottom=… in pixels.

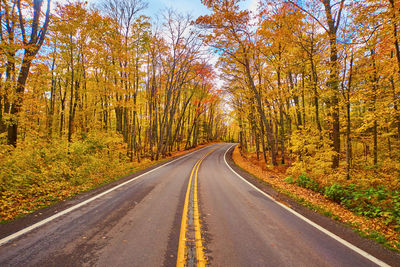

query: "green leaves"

left=324, top=183, right=400, bottom=228
left=287, top=174, right=400, bottom=229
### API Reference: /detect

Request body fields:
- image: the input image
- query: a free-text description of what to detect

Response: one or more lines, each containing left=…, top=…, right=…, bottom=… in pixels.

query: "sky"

left=145, top=0, right=210, bottom=18
left=54, top=0, right=258, bottom=20
left=144, top=0, right=257, bottom=19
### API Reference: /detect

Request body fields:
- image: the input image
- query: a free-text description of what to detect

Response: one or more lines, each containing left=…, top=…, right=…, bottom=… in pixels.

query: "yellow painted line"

left=176, top=147, right=218, bottom=267
left=194, top=154, right=208, bottom=267
left=177, top=160, right=199, bottom=267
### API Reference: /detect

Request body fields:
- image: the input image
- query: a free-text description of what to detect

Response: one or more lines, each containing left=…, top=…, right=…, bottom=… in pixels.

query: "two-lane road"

left=0, top=143, right=397, bottom=266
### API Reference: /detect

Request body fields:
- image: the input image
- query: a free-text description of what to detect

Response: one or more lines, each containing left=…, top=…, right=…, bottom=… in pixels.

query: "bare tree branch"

left=335, top=0, right=345, bottom=32
left=16, top=0, right=26, bottom=44
left=286, top=0, right=329, bottom=33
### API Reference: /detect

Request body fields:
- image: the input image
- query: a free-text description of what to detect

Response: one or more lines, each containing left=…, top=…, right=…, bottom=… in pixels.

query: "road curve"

left=199, top=144, right=393, bottom=266
left=0, top=143, right=397, bottom=266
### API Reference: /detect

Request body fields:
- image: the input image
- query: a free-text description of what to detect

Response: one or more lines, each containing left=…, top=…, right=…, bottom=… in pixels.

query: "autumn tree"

left=0, top=0, right=51, bottom=146
left=197, top=0, right=279, bottom=165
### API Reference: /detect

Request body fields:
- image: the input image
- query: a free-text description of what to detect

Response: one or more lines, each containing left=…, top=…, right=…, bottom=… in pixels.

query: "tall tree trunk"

left=371, top=49, right=378, bottom=166
left=322, top=0, right=342, bottom=168
left=8, top=51, right=34, bottom=146
left=389, top=0, right=400, bottom=138
left=309, top=47, right=322, bottom=132
left=345, top=53, right=354, bottom=180
left=7, top=0, right=51, bottom=146
left=68, top=39, right=75, bottom=143
left=289, top=72, right=302, bottom=128
left=279, top=107, right=285, bottom=164
left=48, top=56, right=56, bottom=137
left=244, top=55, right=277, bottom=165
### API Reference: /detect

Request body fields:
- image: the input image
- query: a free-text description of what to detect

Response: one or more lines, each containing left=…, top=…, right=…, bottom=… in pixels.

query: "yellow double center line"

left=176, top=148, right=217, bottom=267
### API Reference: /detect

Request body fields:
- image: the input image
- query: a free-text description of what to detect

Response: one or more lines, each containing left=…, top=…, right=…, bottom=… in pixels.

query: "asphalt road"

left=0, top=143, right=398, bottom=266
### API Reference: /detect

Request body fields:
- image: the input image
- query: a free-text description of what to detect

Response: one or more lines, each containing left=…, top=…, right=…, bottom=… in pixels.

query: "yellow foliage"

left=0, top=133, right=130, bottom=221
left=288, top=127, right=335, bottom=183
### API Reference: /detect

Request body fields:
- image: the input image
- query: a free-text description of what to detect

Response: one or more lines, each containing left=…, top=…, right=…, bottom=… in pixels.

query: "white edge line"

left=0, top=144, right=213, bottom=247
left=223, top=144, right=390, bottom=267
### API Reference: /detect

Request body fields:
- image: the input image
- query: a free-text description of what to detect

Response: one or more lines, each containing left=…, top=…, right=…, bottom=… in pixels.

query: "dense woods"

left=0, top=0, right=226, bottom=220
left=0, top=0, right=225, bottom=156
left=198, top=0, right=400, bottom=184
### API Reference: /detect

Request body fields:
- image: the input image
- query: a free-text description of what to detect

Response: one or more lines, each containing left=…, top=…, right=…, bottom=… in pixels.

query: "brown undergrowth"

left=232, top=147, right=400, bottom=251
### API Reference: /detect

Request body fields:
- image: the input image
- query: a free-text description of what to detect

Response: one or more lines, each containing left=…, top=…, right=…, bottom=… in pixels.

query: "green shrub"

left=286, top=174, right=400, bottom=228
left=293, top=174, right=321, bottom=192
left=324, top=183, right=348, bottom=203
left=283, top=176, right=294, bottom=183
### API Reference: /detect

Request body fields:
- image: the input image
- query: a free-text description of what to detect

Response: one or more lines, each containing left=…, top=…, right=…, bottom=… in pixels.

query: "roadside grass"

left=0, top=134, right=215, bottom=223
left=231, top=147, right=400, bottom=253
